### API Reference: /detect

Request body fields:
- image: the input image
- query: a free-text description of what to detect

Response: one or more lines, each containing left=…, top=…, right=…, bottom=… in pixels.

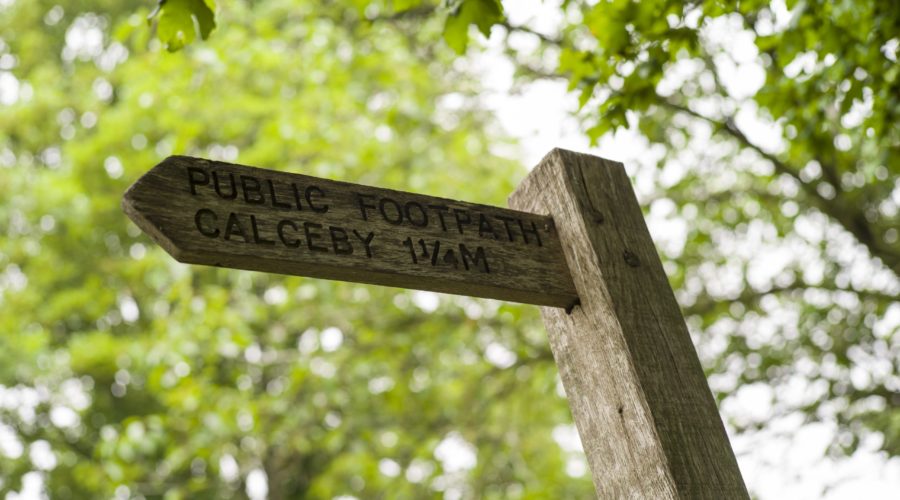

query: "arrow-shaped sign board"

left=123, top=156, right=577, bottom=308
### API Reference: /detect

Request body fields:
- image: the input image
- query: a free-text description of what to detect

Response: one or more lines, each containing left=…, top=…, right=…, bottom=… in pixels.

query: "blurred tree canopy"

left=0, top=0, right=591, bottom=498
left=504, top=0, right=899, bottom=461
left=366, top=0, right=900, bottom=465
left=151, top=0, right=900, bottom=460
left=2, top=0, right=899, bottom=498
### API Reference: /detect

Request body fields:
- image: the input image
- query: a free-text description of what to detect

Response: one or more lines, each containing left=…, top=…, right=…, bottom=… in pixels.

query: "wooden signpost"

left=122, top=155, right=577, bottom=308
left=123, top=149, right=749, bottom=498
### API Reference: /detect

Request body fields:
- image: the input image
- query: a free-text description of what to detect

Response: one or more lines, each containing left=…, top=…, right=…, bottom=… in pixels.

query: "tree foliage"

left=2, top=0, right=900, bottom=497
left=379, top=0, right=900, bottom=463
left=145, top=0, right=900, bottom=466
left=524, top=0, right=900, bottom=459
left=0, top=0, right=592, bottom=497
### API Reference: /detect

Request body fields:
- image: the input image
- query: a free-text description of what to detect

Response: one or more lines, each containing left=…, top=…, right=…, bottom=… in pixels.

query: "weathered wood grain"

left=509, top=149, right=748, bottom=499
left=123, top=156, right=577, bottom=307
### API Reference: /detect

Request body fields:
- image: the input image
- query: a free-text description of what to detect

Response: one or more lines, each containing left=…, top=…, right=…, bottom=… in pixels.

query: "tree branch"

left=658, top=100, right=802, bottom=183
left=657, top=98, right=900, bottom=276
left=684, top=280, right=896, bottom=317
left=370, top=5, right=437, bottom=22
left=499, top=21, right=563, bottom=45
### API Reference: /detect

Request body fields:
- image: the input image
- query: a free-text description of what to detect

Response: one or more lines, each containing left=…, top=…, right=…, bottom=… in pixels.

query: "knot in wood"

left=623, top=249, right=640, bottom=267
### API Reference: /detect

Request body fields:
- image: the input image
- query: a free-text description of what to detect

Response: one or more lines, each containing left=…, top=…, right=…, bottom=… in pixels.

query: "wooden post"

left=509, top=149, right=749, bottom=499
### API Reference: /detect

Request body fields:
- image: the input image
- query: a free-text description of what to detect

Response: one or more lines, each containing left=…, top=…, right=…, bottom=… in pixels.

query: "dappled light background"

left=480, top=0, right=900, bottom=497
left=2, top=0, right=900, bottom=499
left=1, top=1, right=590, bottom=498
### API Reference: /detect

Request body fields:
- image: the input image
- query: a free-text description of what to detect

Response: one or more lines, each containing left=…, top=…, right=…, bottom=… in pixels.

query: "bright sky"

left=474, top=1, right=900, bottom=498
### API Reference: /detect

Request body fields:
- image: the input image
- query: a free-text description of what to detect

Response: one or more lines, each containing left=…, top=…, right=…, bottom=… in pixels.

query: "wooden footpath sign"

left=123, top=149, right=748, bottom=499
left=122, top=155, right=578, bottom=308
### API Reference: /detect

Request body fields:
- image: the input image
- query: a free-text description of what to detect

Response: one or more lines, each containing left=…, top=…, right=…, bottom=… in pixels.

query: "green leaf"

left=150, top=0, right=216, bottom=52
left=443, top=0, right=504, bottom=54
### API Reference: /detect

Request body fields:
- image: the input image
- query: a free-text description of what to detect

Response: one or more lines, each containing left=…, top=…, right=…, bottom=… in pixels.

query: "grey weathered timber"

left=123, top=156, right=577, bottom=307
left=509, top=149, right=749, bottom=499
